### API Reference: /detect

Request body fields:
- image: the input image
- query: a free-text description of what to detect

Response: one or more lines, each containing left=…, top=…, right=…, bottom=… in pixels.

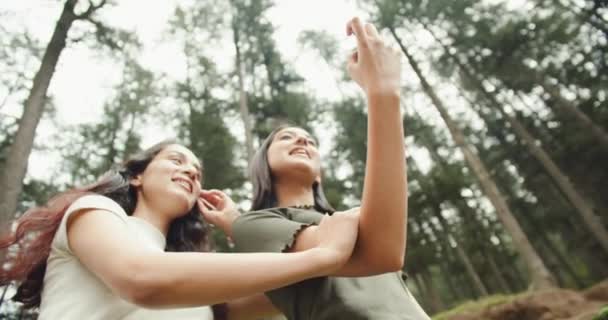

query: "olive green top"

left=232, top=207, right=430, bottom=320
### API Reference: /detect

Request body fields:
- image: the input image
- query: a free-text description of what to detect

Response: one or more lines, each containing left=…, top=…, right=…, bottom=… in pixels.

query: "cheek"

left=266, top=145, right=282, bottom=170
left=141, top=163, right=172, bottom=187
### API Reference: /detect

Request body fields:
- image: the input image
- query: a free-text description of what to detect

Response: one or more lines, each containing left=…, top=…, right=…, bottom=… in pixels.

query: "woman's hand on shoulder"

left=199, top=189, right=241, bottom=238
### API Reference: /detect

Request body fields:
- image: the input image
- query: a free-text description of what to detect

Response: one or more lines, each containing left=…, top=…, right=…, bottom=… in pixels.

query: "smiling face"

left=130, top=144, right=203, bottom=218
left=267, top=127, right=321, bottom=184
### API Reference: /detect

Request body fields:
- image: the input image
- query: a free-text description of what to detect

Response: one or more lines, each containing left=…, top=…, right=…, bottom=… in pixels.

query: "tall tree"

left=417, top=21, right=608, bottom=254
left=0, top=0, right=111, bottom=228
left=230, top=0, right=255, bottom=165
left=381, top=17, right=557, bottom=288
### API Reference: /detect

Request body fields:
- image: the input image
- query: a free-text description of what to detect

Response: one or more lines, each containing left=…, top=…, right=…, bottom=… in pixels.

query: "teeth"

left=291, top=149, right=308, bottom=157
left=174, top=179, right=191, bottom=192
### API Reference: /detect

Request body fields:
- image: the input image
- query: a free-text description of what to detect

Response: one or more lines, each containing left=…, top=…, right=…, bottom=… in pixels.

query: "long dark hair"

left=250, top=125, right=335, bottom=213
left=0, top=140, right=209, bottom=308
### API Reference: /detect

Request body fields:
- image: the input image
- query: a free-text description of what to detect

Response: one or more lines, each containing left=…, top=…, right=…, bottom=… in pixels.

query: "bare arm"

left=345, top=18, right=407, bottom=273
left=67, top=207, right=357, bottom=308
left=285, top=19, right=407, bottom=276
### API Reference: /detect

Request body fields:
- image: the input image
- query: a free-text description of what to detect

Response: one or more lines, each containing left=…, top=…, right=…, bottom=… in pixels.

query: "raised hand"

left=198, top=189, right=240, bottom=238
left=346, top=17, right=402, bottom=98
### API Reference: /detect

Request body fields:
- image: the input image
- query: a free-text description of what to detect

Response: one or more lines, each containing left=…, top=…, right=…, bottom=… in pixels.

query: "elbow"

left=115, top=260, right=166, bottom=308
left=123, top=283, right=159, bottom=308
left=377, top=254, right=404, bottom=273
left=387, top=254, right=405, bottom=272
left=364, top=253, right=404, bottom=274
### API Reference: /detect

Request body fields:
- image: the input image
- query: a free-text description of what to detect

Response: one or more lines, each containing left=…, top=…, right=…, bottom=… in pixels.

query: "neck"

left=274, top=179, right=315, bottom=208
left=132, top=196, right=172, bottom=236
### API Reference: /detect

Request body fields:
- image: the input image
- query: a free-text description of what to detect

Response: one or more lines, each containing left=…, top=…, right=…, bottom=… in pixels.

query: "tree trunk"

left=425, top=217, right=466, bottom=301
left=0, top=0, right=78, bottom=227
left=518, top=201, right=588, bottom=288
left=452, top=197, right=514, bottom=294
left=432, top=206, right=489, bottom=297
left=231, top=18, right=255, bottom=165
left=412, top=273, right=432, bottom=312
left=421, top=268, right=445, bottom=313
left=389, top=26, right=557, bottom=290
left=542, top=81, right=608, bottom=149
left=419, top=21, right=608, bottom=255
left=485, top=245, right=513, bottom=293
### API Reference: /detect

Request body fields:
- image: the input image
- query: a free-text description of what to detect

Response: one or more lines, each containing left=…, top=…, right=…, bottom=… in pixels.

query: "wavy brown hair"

left=0, top=140, right=209, bottom=308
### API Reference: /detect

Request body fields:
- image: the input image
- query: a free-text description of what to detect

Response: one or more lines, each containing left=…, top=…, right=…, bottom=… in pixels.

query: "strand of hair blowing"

left=0, top=182, right=103, bottom=308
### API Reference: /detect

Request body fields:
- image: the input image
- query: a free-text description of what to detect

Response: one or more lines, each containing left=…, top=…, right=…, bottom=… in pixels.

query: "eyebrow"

left=278, top=130, right=315, bottom=140
left=168, top=151, right=202, bottom=171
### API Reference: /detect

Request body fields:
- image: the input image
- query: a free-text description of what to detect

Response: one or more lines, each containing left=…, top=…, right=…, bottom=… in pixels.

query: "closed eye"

left=279, top=134, right=293, bottom=141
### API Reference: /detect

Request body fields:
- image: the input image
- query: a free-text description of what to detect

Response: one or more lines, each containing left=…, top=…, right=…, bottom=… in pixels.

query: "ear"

left=314, top=175, right=322, bottom=185
left=130, top=175, right=143, bottom=188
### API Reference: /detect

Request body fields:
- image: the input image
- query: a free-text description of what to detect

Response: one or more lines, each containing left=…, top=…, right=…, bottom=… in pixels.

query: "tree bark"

left=231, top=15, right=254, bottom=165
left=0, top=0, right=78, bottom=227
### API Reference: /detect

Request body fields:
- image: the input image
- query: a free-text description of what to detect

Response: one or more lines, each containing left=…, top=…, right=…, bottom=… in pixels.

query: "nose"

left=295, top=135, right=309, bottom=146
left=182, top=163, right=198, bottom=179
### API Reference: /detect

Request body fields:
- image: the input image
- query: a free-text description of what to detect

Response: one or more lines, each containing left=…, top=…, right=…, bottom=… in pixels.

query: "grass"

left=593, top=305, right=608, bottom=320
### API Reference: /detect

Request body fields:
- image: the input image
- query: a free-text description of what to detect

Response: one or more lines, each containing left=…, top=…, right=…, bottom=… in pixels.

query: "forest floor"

left=432, top=279, right=608, bottom=320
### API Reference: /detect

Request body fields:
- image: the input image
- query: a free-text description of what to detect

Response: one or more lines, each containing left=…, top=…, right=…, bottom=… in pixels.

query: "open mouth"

left=172, top=177, right=193, bottom=193
left=289, top=147, right=310, bottom=159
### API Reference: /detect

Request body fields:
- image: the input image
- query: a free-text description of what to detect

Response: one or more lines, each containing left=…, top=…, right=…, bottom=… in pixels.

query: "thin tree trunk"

left=453, top=197, right=513, bottom=294
left=425, top=217, right=466, bottom=301
left=419, top=13, right=608, bottom=150
left=408, top=159, right=463, bottom=301
left=421, top=268, right=445, bottom=313
left=514, top=92, right=562, bottom=150
left=410, top=107, right=517, bottom=294
left=389, top=25, right=557, bottom=290
left=542, top=81, right=608, bottom=150
left=432, top=205, right=489, bottom=297
left=484, top=245, right=513, bottom=293
left=518, top=201, right=587, bottom=288
left=420, top=21, right=608, bottom=255
left=231, top=17, right=254, bottom=165
left=0, top=0, right=79, bottom=228
left=453, top=242, right=489, bottom=295
left=412, top=273, right=432, bottom=311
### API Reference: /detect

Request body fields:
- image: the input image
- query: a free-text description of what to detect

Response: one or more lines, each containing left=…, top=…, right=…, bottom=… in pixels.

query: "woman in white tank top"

left=0, top=140, right=359, bottom=319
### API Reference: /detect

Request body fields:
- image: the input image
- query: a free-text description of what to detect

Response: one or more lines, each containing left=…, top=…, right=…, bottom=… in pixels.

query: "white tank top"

left=38, top=194, right=214, bottom=320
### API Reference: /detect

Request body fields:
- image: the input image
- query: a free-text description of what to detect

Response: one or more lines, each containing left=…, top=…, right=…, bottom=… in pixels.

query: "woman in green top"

left=202, top=18, right=430, bottom=319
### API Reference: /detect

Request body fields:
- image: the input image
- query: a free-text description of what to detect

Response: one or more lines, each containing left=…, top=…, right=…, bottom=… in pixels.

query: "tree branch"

left=74, top=0, right=108, bottom=20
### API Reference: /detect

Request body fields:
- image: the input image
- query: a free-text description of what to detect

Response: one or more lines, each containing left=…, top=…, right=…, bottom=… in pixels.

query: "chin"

left=165, top=192, right=195, bottom=215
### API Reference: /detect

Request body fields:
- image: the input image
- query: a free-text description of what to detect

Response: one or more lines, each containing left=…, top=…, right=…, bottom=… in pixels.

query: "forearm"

left=358, top=92, right=407, bottom=269
left=130, top=249, right=332, bottom=308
